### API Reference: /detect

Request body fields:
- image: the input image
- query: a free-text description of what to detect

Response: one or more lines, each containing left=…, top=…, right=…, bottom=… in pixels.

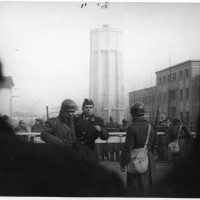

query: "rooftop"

left=155, top=60, right=200, bottom=74
left=1, top=76, right=14, bottom=88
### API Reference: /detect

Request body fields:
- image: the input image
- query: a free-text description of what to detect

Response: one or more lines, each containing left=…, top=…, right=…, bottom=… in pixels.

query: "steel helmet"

left=130, top=102, right=145, bottom=116
left=172, top=116, right=181, bottom=125
left=60, top=99, right=78, bottom=112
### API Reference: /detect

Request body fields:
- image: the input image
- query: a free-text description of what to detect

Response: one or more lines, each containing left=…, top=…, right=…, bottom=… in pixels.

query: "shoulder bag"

left=168, top=124, right=182, bottom=154
left=127, top=123, right=151, bottom=174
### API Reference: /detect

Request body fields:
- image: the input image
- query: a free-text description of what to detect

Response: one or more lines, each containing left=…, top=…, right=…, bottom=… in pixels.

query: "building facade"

left=0, top=76, right=14, bottom=118
left=129, top=60, right=200, bottom=125
left=156, top=60, right=200, bottom=125
left=89, top=25, right=125, bottom=123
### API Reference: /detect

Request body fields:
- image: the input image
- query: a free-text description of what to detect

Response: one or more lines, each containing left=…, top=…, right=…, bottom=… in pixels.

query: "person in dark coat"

left=13, top=120, right=29, bottom=141
left=0, top=59, right=125, bottom=197
left=156, top=111, right=200, bottom=198
left=31, top=118, right=44, bottom=132
left=74, top=98, right=109, bottom=162
left=165, top=116, right=193, bottom=166
left=41, top=99, right=78, bottom=149
left=120, top=102, right=156, bottom=197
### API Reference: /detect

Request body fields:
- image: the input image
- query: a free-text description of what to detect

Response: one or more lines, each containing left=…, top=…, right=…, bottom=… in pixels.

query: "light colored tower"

left=89, top=24, right=125, bottom=123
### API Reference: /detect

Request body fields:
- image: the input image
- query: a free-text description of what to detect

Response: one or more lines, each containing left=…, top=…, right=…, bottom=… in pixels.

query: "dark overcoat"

left=165, top=124, right=193, bottom=165
left=120, top=118, right=156, bottom=197
left=74, top=113, right=109, bottom=162
left=40, top=116, right=76, bottom=148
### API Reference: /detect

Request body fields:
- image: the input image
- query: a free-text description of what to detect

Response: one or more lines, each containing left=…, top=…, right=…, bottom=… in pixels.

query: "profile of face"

left=63, top=111, right=75, bottom=119
left=83, top=105, right=94, bottom=116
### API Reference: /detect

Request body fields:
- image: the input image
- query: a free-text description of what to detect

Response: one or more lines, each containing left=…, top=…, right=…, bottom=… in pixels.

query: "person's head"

left=82, top=98, right=94, bottom=116
left=172, top=116, right=181, bottom=126
left=122, top=119, right=128, bottom=125
left=60, top=99, right=78, bottom=118
left=19, top=120, right=26, bottom=127
left=130, top=102, right=145, bottom=118
left=35, top=118, right=43, bottom=125
left=109, top=116, right=114, bottom=122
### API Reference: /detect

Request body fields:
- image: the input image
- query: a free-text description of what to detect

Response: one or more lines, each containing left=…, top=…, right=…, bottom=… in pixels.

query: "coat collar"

left=81, top=112, right=95, bottom=122
left=132, top=117, right=147, bottom=123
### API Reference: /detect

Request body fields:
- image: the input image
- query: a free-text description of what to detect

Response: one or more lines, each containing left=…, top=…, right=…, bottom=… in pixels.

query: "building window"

left=180, top=89, right=183, bottom=101
left=163, top=76, right=166, bottom=84
left=149, top=96, right=151, bottom=104
left=186, top=112, right=189, bottom=123
left=168, top=74, right=171, bottom=82
left=170, top=90, right=176, bottom=101
left=158, top=92, right=161, bottom=103
left=164, top=93, right=166, bottom=103
left=186, top=88, right=189, bottom=100
left=185, top=69, right=189, bottom=79
left=179, top=71, right=183, bottom=80
left=157, top=77, right=161, bottom=85
left=173, top=72, right=176, bottom=81
left=152, top=95, right=155, bottom=104
left=180, top=112, right=183, bottom=120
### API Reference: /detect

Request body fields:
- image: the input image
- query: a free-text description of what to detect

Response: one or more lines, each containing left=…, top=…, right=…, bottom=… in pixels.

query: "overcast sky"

left=0, top=1, right=200, bottom=115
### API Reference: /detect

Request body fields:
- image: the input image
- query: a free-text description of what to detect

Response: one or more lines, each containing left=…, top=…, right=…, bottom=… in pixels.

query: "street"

left=99, top=160, right=174, bottom=186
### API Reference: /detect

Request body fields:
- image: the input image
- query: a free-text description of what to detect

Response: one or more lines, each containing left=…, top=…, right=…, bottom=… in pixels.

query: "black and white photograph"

left=0, top=0, right=200, bottom=198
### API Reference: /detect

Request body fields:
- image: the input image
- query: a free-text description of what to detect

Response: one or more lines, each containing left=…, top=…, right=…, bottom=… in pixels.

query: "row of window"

left=157, top=88, right=189, bottom=103
left=130, top=95, right=156, bottom=105
left=131, top=88, right=189, bottom=106
left=157, top=68, right=190, bottom=85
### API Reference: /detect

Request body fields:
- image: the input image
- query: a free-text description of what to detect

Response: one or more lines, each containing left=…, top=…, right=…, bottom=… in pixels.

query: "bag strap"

left=177, top=124, right=182, bottom=141
left=144, top=123, right=151, bottom=148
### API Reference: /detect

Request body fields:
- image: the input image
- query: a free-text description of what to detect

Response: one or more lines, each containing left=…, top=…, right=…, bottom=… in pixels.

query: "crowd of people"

left=1, top=59, right=200, bottom=197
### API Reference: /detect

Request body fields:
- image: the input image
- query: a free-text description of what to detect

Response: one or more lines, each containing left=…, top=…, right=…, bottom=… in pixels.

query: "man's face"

left=83, top=105, right=94, bottom=116
left=63, top=111, right=75, bottom=118
left=20, top=121, right=26, bottom=127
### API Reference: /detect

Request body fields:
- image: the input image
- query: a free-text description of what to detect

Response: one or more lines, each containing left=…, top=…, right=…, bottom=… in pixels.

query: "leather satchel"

left=127, top=123, right=151, bottom=174
left=168, top=125, right=182, bottom=154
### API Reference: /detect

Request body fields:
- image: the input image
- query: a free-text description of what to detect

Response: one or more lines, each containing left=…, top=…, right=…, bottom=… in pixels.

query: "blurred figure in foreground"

left=120, top=102, right=156, bottom=197
left=0, top=60, right=125, bottom=197
left=41, top=99, right=78, bottom=150
left=74, top=98, right=109, bottom=162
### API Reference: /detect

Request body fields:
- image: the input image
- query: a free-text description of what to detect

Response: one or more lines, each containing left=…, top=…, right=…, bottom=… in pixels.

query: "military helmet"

left=130, top=102, right=145, bottom=116
left=172, top=116, right=181, bottom=125
left=60, top=99, right=77, bottom=112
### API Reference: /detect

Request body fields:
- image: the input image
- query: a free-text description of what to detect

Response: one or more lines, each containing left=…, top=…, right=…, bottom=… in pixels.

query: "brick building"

left=129, top=60, right=200, bottom=125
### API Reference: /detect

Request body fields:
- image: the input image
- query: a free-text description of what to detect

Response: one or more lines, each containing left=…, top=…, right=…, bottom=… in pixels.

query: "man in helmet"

left=41, top=99, right=78, bottom=149
left=74, top=98, right=109, bottom=162
left=120, top=102, right=156, bottom=197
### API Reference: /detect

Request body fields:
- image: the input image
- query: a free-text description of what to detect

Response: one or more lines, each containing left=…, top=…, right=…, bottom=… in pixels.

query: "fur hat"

left=82, top=98, right=94, bottom=108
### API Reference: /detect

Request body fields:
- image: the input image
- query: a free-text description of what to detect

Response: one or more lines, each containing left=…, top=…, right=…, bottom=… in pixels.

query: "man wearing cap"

left=74, top=98, right=109, bottom=162
left=41, top=99, right=78, bottom=149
